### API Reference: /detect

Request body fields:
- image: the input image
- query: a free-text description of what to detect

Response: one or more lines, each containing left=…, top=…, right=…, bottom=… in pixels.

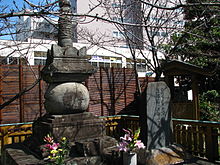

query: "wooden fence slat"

left=100, top=67, right=104, bottom=116
left=212, top=128, right=219, bottom=161
left=38, top=65, right=43, bottom=117
left=186, top=126, right=191, bottom=151
left=193, top=126, right=198, bottom=155
left=198, top=126, right=205, bottom=157
left=0, top=64, right=2, bottom=124
left=205, top=127, right=214, bottom=161
left=19, top=62, right=24, bottom=122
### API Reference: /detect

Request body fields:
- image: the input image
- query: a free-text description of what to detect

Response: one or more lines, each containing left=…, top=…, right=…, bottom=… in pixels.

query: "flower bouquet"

left=41, top=134, right=69, bottom=165
left=118, top=128, right=145, bottom=152
left=117, top=128, right=145, bottom=165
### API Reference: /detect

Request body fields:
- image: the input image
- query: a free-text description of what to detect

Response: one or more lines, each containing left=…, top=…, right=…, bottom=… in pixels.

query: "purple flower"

left=118, top=128, right=144, bottom=152
left=118, top=141, right=129, bottom=152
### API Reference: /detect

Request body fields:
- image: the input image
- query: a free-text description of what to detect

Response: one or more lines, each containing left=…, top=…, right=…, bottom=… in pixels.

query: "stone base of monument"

left=1, top=143, right=109, bottom=165
left=32, top=112, right=106, bottom=143
left=1, top=112, right=119, bottom=165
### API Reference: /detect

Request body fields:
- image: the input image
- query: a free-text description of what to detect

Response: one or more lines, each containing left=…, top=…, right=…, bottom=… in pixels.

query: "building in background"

left=9, top=0, right=184, bottom=77
left=0, top=39, right=162, bottom=77
left=16, top=13, right=58, bottom=42
left=16, top=0, right=184, bottom=46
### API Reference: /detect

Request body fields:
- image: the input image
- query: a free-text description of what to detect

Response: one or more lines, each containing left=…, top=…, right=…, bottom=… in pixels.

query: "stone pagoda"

left=2, top=1, right=118, bottom=164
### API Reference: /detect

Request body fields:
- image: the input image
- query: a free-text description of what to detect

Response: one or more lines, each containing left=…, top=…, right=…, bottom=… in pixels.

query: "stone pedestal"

left=33, top=112, right=106, bottom=143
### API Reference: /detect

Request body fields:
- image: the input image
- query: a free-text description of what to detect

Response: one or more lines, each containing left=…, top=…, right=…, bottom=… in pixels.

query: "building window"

left=161, top=31, right=168, bottom=37
left=0, top=57, right=27, bottom=65
left=34, top=59, right=46, bottom=65
left=89, top=55, right=122, bottom=68
left=34, top=51, right=47, bottom=65
left=112, top=31, right=124, bottom=38
left=137, top=62, right=146, bottom=72
left=113, top=31, right=118, bottom=38
left=150, top=31, right=160, bottom=37
left=126, top=58, right=147, bottom=72
left=111, top=3, right=120, bottom=8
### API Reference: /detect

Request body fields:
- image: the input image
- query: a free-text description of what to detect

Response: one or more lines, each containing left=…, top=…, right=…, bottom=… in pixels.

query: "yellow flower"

left=58, top=149, right=63, bottom=152
left=50, top=150, right=58, bottom=154
left=61, top=137, right=67, bottom=141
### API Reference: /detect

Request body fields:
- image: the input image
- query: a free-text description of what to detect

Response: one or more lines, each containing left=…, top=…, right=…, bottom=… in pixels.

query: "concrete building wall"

left=76, top=0, right=125, bottom=46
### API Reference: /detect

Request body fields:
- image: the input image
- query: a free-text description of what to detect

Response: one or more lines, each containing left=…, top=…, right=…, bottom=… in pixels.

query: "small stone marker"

left=146, top=81, right=171, bottom=149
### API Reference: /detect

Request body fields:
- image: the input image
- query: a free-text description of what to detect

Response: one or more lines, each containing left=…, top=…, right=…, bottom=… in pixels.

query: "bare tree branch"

left=140, top=0, right=220, bottom=10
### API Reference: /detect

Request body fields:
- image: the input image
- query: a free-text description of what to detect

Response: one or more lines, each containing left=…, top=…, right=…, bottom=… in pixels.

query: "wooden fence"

left=0, top=117, right=219, bottom=162
left=173, top=118, right=220, bottom=162
left=0, top=122, right=32, bottom=150
left=0, top=65, right=153, bottom=124
left=100, top=115, right=139, bottom=139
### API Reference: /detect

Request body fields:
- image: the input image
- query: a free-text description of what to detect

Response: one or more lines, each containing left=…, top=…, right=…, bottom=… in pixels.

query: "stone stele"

left=44, top=82, right=89, bottom=114
left=146, top=81, right=171, bottom=150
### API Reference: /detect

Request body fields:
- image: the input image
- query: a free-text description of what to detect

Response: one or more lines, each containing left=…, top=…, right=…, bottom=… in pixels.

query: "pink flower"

left=122, top=128, right=131, bottom=135
left=134, top=140, right=145, bottom=149
left=44, top=143, right=52, bottom=149
left=49, top=143, right=60, bottom=150
left=120, top=133, right=132, bottom=142
left=44, top=135, right=54, bottom=143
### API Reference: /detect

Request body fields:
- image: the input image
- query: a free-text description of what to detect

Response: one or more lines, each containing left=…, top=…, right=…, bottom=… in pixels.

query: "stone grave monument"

left=144, top=82, right=187, bottom=165
left=1, top=0, right=118, bottom=164
left=146, top=81, right=171, bottom=149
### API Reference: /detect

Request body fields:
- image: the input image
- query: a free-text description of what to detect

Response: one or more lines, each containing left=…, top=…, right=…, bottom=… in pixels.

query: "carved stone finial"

left=58, top=0, right=73, bottom=47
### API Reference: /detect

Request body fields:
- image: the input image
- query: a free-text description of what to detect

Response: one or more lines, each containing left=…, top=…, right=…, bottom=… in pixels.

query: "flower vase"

left=123, top=152, right=137, bottom=165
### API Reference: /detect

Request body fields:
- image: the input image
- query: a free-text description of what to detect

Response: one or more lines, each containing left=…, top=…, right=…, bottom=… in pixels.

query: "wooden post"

left=100, top=67, right=104, bottom=116
left=38, top=65, right=43, bottom=117
left=198, top=126, right=205, bottom=157
left=205, top=127, right=214, bottom=161
left=111, top=67, right=115, bottom=115
left=187, top=126, right=193, bottom=152
left=192, top=75, right=199, bottom=120
left=19, top=60, right=24, bottom=122
left=212, top=128, right=219, bottom=161
left=0, top=65, right=2, bottom=124
left=192, top=126, right=198, bottom=155
left=123, top=67, right=127, bottom=107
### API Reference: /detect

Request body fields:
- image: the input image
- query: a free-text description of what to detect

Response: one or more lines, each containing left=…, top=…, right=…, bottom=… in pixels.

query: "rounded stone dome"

left=44, top=82, right=89, bottom=114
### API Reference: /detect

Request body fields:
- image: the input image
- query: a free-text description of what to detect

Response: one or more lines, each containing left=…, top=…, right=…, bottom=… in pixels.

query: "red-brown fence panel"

left=0, top=65, right=151, bottom=123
